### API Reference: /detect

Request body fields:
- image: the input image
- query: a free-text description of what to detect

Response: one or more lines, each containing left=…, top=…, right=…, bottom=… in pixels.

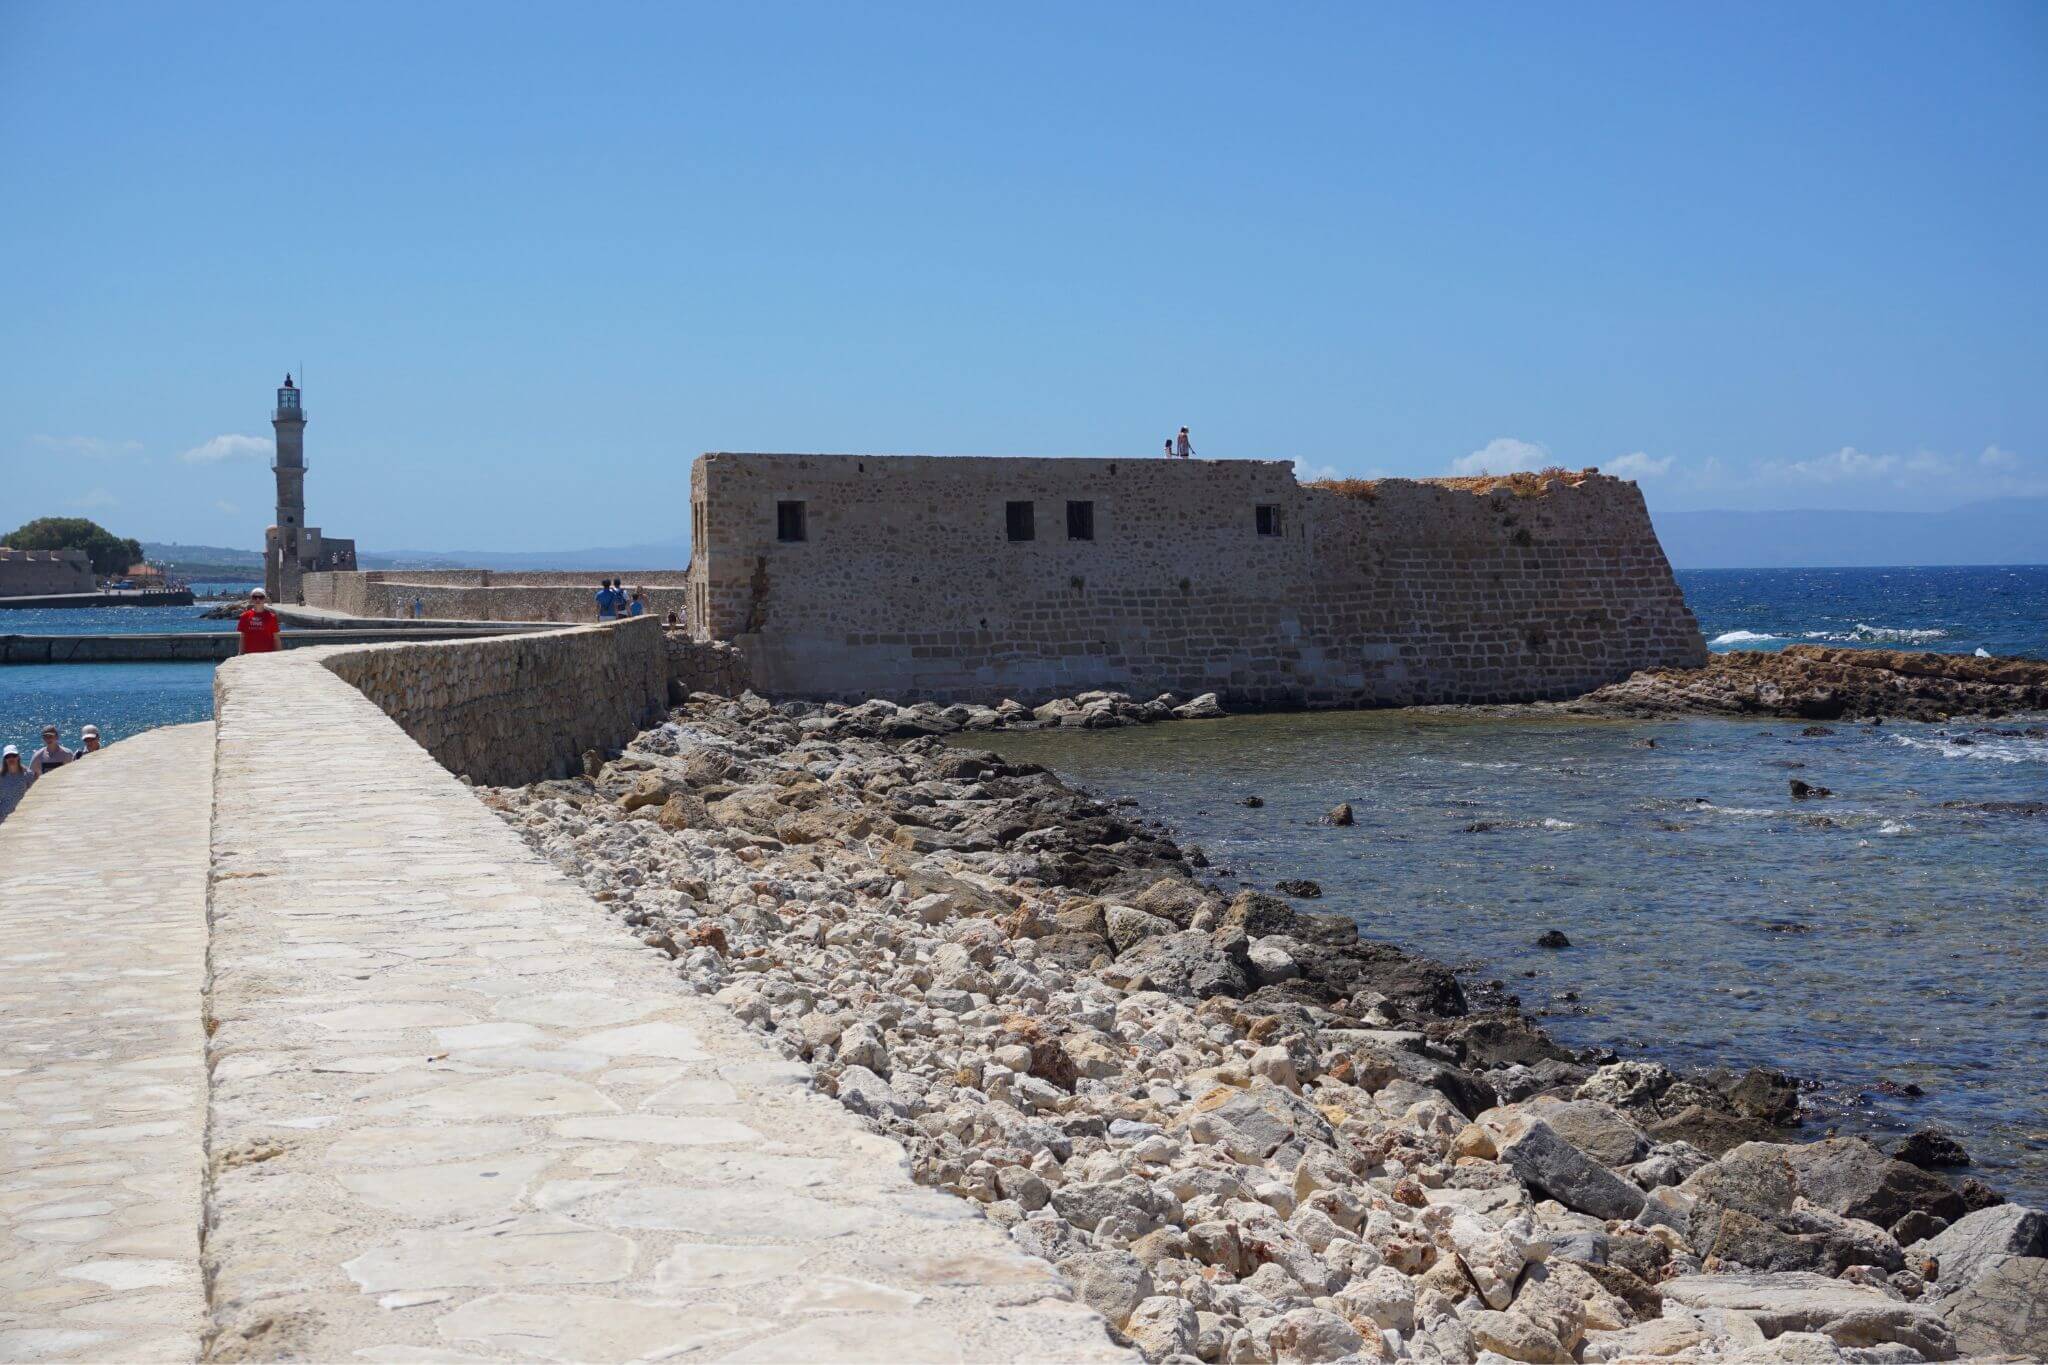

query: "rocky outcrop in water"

left=1565, top=646, right=2048, bottom=722
left=480, top=689, right=2042, bottom=1362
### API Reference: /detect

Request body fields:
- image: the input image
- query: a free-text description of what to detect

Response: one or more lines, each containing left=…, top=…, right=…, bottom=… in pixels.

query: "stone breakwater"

left=1564, top=646, right=2048, bottom=723
left=481, top=691, right=2047, bottom=1363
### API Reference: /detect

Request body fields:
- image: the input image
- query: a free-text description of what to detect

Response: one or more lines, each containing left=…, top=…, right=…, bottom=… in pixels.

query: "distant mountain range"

left=149, top=498, right=2047, bottom=577
left=1651, top=498, right=2048, bottom=570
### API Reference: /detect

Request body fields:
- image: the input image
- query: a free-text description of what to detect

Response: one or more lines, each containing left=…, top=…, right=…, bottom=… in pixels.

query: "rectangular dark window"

left=1066, top=500, right=1094, bottom=541
left=1006, top=500, right=1035, bottom=542
left=776, top=500, right=807, bottom=542
left=1255, top=504, right=1282, bottom=537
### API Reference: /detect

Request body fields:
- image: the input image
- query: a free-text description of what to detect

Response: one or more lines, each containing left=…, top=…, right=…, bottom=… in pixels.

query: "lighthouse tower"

left=264, top=374, right=308, bottom=602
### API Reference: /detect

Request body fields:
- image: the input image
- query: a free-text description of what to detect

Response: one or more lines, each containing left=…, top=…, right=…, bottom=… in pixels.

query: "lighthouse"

left=262, top=375, right=355, bottom=604
left=265, top=375, right=306, bottom=602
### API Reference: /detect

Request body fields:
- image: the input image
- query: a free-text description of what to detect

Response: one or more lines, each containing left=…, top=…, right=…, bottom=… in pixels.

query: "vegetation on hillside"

left=3, top=516, right=144, bottom=575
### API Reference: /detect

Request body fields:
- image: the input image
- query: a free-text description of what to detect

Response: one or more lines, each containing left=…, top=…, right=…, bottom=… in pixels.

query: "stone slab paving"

left=0, top=723, right=213, bottom=1364
left=205, top=649, right=1127, bottom=1362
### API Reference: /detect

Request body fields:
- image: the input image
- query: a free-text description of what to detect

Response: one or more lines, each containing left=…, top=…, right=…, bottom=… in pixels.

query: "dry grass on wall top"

left=1307, top=466, right=1597, bottom=501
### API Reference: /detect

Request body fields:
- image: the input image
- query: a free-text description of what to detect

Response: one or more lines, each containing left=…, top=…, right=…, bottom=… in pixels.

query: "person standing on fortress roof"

left=628, top=588, right=647, bottom=617
left=77, top=725, right=102, bottom=755
left=1176, top=426, right=1195, bottom=459
left=0, top=746, right=30, bottom=823
left=413, top=594, right=424, bottom=619
left=29, top=726, right=73, bottom=777
left=595, top=579, right=619, bottom=620
left=1164, top=438, right=1174, bottom=459
left=237, top=588, right=282, bottom=655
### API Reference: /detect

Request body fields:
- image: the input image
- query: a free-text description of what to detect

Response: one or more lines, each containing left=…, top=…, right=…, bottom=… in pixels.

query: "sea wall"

left=0, top=547, right=96, bottom=597
left=200, top=637, right=1110, bottom=1361
left=303, top=569, right=691, bottom=624
left=310, top=616, right=666, bottom=784
left=687, top=454, right=1706, bottom=705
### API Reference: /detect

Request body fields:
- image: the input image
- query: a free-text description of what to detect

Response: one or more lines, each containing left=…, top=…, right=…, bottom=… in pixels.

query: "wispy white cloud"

left=1290, top=460, right=1344, bottom=483
left=180, top=433, right=272, bottom=464
left=214, top=499, right=240, bottom=515
left=1607, top=451, right=1674, bottom=479
left=32, top=434, right=142, bottom=458
left=1979, top=444, right=2019, bottom=470
left=1450, top=437, right=1549, bottom=477
left=70, top=488, right=118, bottom=510
left=1759, top=446, right=1947, bottom=485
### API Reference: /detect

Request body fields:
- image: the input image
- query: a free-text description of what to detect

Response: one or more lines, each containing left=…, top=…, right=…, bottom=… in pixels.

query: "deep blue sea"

left=1684, top=564, right=2048, bottom=659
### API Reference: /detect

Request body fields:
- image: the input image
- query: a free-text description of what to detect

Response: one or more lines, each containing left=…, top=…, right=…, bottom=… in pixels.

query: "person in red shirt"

left=237, top=588, right=282, bottom=654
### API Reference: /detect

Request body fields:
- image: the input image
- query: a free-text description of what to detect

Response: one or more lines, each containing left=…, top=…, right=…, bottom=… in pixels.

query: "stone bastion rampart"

left=303, top=568, right=691, bottom=624
left=0, top=545, right=97, bottom=597
left=687, top=454, right=1709, bottom=705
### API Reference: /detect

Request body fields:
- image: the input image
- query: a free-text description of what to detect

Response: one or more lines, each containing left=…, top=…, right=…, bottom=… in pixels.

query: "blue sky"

left=3, top=2, right=2044, bottom=551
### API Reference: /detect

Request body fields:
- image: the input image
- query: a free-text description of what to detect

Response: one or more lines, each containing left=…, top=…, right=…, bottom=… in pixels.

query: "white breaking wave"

left=1889, top=733, right=2048, bottom=765
left=1975, top=647, right=1993, bottom=658
left=1709, top=630, right=1781, bottom=646
left=1803, top=624, right=1950, bottom=644
left=1875, top=820, right=1915, bottom=837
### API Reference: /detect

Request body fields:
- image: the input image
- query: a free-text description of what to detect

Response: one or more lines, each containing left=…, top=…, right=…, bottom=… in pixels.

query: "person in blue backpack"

left=595, top=578, right=622, bottom=620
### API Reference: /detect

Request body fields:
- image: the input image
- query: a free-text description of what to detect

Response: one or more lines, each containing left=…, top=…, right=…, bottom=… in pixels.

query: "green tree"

left=3, top=517, right=145, bottom=576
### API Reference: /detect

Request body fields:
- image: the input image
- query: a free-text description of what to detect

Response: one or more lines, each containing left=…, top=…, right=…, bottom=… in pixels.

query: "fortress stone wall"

left=0, top=547, right=95, bottom=597
left=304, top=568, right=691, bottom=624
left=312, top=616, right=666, bottom=785
left=687, top=453, right=1707, bottom=705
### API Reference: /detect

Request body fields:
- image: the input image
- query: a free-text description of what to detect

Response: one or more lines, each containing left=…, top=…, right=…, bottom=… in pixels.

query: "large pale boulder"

left=1778, top=1137, right=1965, bottom=1227
left=1661, top=1271, right=1957, bottom=1359
left=1936, top=1253, right=2048, bottom=1360
left=1912, top=1202, right=2048, bottom=1288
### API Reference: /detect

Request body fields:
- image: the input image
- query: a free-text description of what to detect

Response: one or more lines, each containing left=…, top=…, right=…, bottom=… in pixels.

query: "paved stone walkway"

left=202, top=649, right=1124, bottom=1361
left=0, top=723, right=212, bottom=1364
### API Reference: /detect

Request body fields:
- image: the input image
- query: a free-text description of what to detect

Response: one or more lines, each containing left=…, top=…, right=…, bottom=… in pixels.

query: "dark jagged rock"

left=1535, top=929, right=1571, bottom=949
left=1566, top=645, right=2048, bottom=721
left=1889, top=1127, right=1972, bottom=1170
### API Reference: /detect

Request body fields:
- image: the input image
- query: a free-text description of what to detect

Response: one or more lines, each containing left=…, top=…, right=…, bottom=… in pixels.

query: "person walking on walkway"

left=77, top=725, right=102, bottom=755
left=1164, top=438, right=1175, bottom=459
left=0, top=746, right=32, bottom=822
left=412, top=595, right=425, bottom=619
left=1175, top=426, right=1195, bottom=459
left=595, top=579, right=620, bottom=620
left=628, top=589, right=647, bottom=617
left=28, top=726, right=73, bottom=777
left=237, top=589, right=282, bottom=655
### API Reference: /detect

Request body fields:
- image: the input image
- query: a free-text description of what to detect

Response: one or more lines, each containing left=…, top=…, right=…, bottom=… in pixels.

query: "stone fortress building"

left=686, top=453, right=1708, bottom=705
left=0, top=546, right=95, bottom=597
left=264, top=374, right=357, bottom=603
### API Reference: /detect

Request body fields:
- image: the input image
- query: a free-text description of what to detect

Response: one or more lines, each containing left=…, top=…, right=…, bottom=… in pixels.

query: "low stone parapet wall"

left=305, top=570, right=690, bottom=624
left=311, top=616, right=667, bottom=785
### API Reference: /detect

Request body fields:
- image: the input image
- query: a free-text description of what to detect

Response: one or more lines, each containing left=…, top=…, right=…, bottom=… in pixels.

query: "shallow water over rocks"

left=979, top=708, right=2048, bottom=1204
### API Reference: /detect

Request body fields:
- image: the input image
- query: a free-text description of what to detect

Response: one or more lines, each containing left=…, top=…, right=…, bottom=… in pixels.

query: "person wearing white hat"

left=78, top=724, right=103, bottom=754
left=0, top=745, right=30, bottom=823
left=238, top=588, right=282, bottom=655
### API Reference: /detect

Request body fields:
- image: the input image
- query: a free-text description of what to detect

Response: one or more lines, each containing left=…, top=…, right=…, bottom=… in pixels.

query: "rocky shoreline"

left=1561, top=646, right=2048, bottom=723
left=480, top=689, right=2046, bottom=1363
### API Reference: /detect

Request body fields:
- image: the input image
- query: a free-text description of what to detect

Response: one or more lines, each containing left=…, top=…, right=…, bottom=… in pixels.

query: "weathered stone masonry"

left=687, top=453, right=1707, bottom=705
left=314, top=617, right=667, bottom=786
